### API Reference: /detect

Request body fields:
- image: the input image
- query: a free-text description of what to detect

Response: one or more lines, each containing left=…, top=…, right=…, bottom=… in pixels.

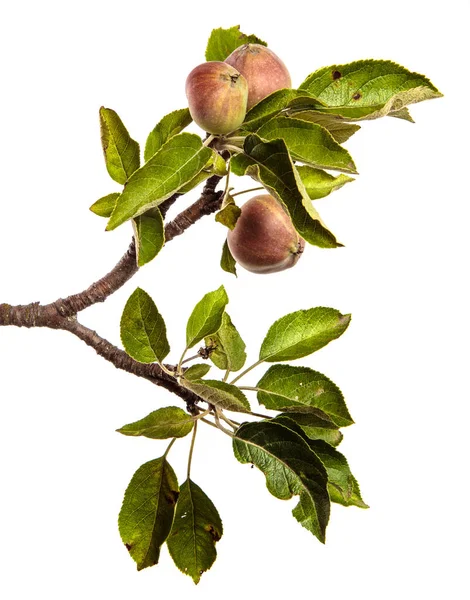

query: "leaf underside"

left=299, top=59, right=442, bottom=120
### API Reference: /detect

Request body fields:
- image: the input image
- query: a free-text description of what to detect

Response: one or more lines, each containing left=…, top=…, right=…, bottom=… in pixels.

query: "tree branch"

left=52, top=175, right=223, bottom=318
left=59, top=318, right=201, bottom=408
left=0, top=175, right=223, bottom=409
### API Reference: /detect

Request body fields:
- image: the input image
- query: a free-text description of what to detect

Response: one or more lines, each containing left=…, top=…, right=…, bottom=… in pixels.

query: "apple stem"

left=221, top=144, right=244, bottom=155
left=231, top=186, right=264, bottom=198
left=203, top=134, right=216, bottom=146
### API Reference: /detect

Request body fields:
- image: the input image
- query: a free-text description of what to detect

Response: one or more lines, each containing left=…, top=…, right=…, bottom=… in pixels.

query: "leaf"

left=259, top=307, right=351, bottom=363
left=297, top=166, right=354, bottom=200
left=89, top=192, right=119, bottom=217
left=242, top=88, right=324, bottom=132
left=205, top=25, right=267, bottom=62
left=215, top=203, right=241, bottom=230
left=388, top=107, right=415, bottom=122
left=118, top=456, right=179, bottom=570
left=257, top=116, right=357, bottom=173
left=299, top=60, right=443, bottom=120
left=177, top=171, right=212, bottom=195
left=231, top=135, right=341, bottom=249
left=144, top=108, right=192, bottom=162
left=233, top=420, right=330, bottom=542
left=99, top=107, right=140, bottom=185
left=184, top=363, right=211, bottom=380
left=256, top=365, right=353, bottom=427
left=106, top=133, right=212, bottom=230
left=273, top=417, right=368, bottom=508
left=221, top=240, right=237, bottom=276
left=212, top=151, right=229, bottom=176
left=309, top=441, right=368, bottom=508
left=205, top=312, right=247, bottom=372
left=167, top=479, right=223, bottom=584
left=179, top=150, right=227, bottom=195
left=117, top=406, right=194, bottom=439
left=328, top=473, right=369, bottom=508
left=120, top=288, right=170, bottom=363
left=132, top=207, right=165, bottom=267
left=186, top=285, right=229, bottom=349
left=278, top=412, right=343, bottom=447
left=181, top=379, right=250, bottom=413
left=287, top=110, right=361, bottom=143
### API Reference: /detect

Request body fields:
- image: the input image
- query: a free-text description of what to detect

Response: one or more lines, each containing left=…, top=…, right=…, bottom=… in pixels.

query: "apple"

left=225, top=44, right=292, bottom=110
left=185, top=61, right=248, bottom=134
left=227, top=194, right=304, bottom=274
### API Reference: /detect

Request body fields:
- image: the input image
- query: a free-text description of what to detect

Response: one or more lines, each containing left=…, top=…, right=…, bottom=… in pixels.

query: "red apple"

left=227, top=194, right=305, bottom=274
left=225, top=44, right=292, bottom=110
left=185, top=62, right=248, bottom=135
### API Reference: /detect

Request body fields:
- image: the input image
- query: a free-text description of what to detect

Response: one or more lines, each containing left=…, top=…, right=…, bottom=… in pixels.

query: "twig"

left=0, top=175, right=224, bottom=409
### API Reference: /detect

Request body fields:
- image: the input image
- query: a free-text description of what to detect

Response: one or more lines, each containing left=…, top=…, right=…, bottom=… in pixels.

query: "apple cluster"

left=186, top=44, right=301, bottom=275
left=186, top=44, right=291, bottom=134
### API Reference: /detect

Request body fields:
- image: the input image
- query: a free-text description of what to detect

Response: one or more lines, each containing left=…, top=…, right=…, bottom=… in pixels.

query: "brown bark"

left=0, top=175, right=223, bottom=408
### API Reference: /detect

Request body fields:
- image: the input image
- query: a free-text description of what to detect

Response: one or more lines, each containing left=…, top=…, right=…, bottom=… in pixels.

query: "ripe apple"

left=227, top=194, right=305, bottom=274
left=185, top=62, right=248, bottom=135
left=225, top=44, right=292, bottom=110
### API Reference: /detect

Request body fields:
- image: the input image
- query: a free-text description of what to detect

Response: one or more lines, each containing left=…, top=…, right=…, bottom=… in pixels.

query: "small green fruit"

left=185, top=61, right=248, bottom=134
left=227, top=194, right=305, bottom=274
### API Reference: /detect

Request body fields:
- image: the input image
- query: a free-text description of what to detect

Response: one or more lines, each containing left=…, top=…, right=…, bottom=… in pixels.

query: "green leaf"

left=299, top=60, right=443, bottom=120
left=181, top=379, right=250, bottom=413
left=215, top=203, right=241, bottom=230
left=89, top=192, right=119, bottom=217
left=167, top=479, right=223, bottom=584
left=233, top=420, right=330, bottom=542
left=221, top=240, right=237, bottom=276
left=178, top=150, right=227, bottom=195
left=278, top=412, right=343, bottom=447
left=286, top=110, right=361, bottom=143
left=242, top=89, right=324, bottom=132
left=205, top=312, right=247, bottom=372
left=118, top=456, right=179, bottom=570
left=273, top=417, right=368, bottom=508
left=186, top=285, right=229, bottom=349
left=231, top=135, right=341, bottom=249
left=106, top=133, right=212, bottom=230
left=132, top=207, right=165, bottom=267
left=297, top=166, right=354, bottom=200
left=144, top=108, right=192, bottom=162
left=184, top=363, right=211, bottom=380
left=117, top=407, right=194, bottom=439
left=99, top=107, right=140, bottom=185
left=256, top=365, right=353, bottom=427
left=120, top=288, right=170, bottom=363
left=177, top=171, right=211, bottom=195
left=329, top=473, right=368, bottom=508
left=309, top=441, right=368, bottom=508
left=205, top=25, right=267, bottom=62
left=259, top=307, right=351, bottom=363
left=257, top=116, right=356, bottom=173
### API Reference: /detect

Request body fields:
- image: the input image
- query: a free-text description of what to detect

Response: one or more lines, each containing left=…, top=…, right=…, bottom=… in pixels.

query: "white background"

left=0, top=1, right=468, bottom=598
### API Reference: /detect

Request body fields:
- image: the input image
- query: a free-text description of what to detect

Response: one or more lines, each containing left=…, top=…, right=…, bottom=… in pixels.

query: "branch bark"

left=0, top=175, right=223, bottom=408
left=55, top=174, right=223, bottom=318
